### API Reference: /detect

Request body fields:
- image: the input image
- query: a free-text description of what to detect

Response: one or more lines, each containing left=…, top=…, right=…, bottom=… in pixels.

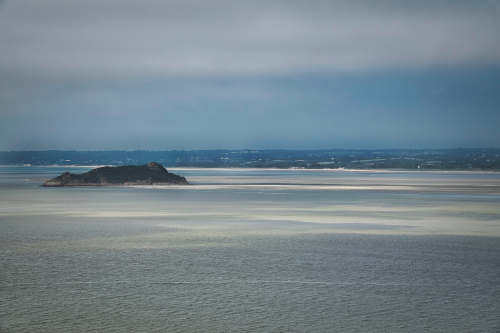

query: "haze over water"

left=1, top=166, right=500, bottom=332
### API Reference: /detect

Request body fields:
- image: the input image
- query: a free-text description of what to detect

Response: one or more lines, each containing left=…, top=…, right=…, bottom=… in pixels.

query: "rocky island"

left=42, top=162, right=188, bottom=186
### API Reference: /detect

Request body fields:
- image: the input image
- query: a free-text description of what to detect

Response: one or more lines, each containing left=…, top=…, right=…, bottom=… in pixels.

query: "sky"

left=1, top=0, right=499, bottom=150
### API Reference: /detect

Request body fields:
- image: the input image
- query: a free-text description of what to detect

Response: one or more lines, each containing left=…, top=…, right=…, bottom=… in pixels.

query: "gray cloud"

left=1, top=68, right=499, bottom=150
left=1, top=1, right=500, bottom=150
left=1, top=0, right=499, bottom=77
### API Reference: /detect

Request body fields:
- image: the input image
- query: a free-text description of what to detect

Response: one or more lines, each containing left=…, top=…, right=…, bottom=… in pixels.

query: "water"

left=1, top=166, right=500, bottom=332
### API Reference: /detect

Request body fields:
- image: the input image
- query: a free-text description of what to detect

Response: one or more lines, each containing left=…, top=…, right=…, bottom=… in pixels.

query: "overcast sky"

left=1, top=0, right=499, bottom=150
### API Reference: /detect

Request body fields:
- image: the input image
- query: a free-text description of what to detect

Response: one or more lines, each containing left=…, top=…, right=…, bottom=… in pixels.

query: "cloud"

left=0, top=0, right=499, bottom=78
left=1, top=1, right=499, bottom=150
left=1, top=68, right=499, bottom=150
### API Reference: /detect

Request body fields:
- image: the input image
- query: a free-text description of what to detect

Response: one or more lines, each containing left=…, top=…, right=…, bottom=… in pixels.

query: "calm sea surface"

left=1, top=166, right=500, bottom=332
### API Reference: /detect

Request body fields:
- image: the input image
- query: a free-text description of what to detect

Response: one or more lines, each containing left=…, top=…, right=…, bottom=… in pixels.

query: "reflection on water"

left=1, top=167, right=500, bottom=332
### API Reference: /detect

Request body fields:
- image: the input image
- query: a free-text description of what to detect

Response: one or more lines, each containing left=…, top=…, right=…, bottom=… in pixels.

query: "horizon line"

left=2, top=147, right=500, bottom=153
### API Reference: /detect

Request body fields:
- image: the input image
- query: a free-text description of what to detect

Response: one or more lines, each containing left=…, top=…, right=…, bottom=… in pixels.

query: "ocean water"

left=1, top=166, right=500, bottom=332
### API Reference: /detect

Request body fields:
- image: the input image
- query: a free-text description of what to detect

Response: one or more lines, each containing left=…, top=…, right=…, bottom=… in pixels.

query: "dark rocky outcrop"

left=42, top=162, right=188, bottom=186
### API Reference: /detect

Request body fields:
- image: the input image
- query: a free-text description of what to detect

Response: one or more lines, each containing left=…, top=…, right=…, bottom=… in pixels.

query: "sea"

left=1, top=166, right=500, bottom=332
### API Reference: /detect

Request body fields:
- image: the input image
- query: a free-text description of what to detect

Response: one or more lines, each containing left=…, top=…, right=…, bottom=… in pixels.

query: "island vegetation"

left=42, top=162, right=188, bottom=186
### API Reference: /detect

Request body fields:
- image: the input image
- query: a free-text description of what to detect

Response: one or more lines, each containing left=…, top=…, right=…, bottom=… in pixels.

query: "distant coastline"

left=2, top=165, right=500, bottom=174
left=1, top=149, right=499, bottom=171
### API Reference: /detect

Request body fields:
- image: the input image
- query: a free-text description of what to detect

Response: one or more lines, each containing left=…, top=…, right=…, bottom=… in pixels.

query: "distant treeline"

left=1, top=149, right=500, bottom=170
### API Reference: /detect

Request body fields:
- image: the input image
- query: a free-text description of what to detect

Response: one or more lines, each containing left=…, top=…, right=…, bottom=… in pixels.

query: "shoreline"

left=1, top=164, right=499, bottom=174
